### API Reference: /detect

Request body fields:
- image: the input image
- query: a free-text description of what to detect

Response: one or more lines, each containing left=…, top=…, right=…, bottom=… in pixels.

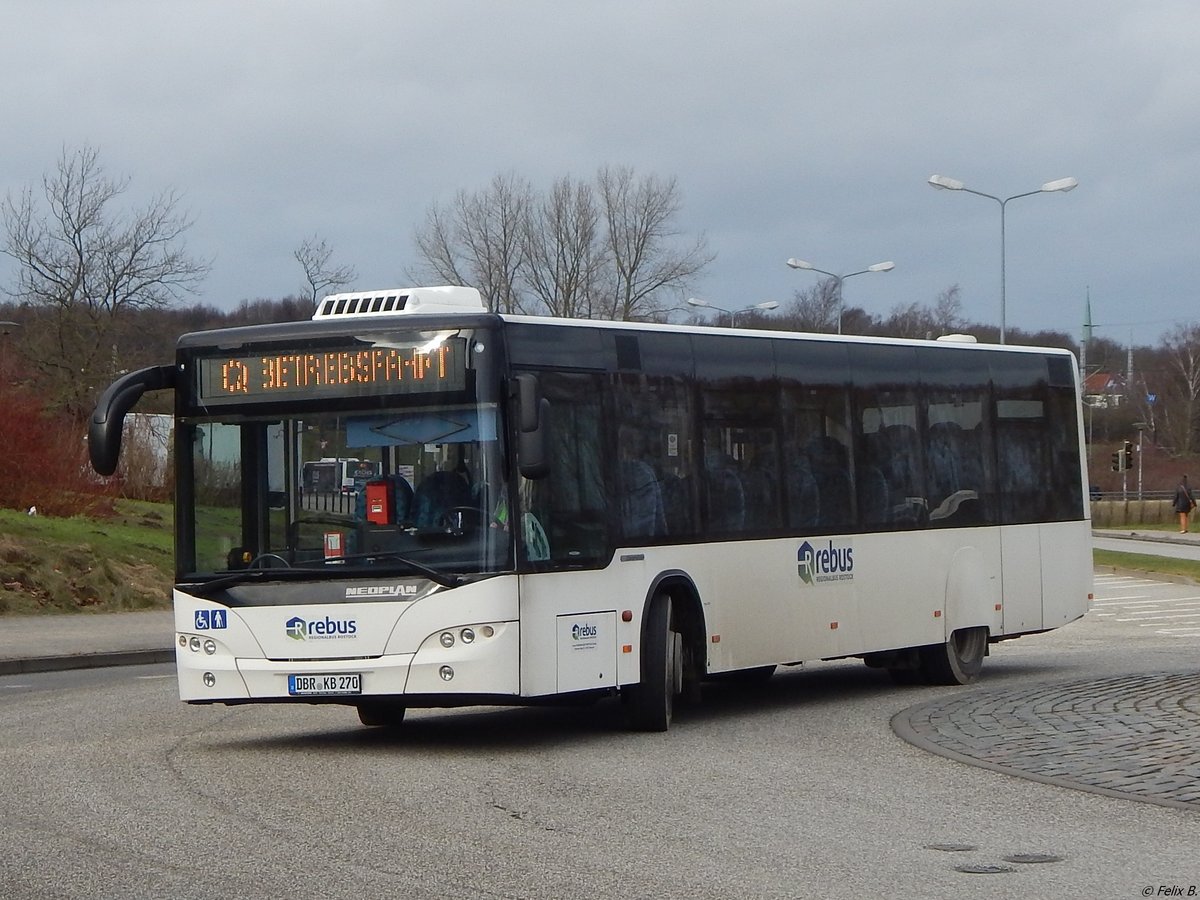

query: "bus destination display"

left=197, top=340, right=466, bottom=405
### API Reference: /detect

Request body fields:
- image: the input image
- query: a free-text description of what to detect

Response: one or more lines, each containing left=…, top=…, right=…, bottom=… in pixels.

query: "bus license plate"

left=288, top=673, right=361, bottom=696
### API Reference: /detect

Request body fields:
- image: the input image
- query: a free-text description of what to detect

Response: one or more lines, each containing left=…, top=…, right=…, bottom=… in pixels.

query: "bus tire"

left=919, top=626, right=988, bottom=685
left=625, top=594, right=681, bottom=732
left=356, top=700, right=407, bottom=728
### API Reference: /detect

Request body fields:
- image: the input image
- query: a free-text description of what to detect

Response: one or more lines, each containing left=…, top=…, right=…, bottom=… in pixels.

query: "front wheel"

left=624, top=594, right=681, bottom=732
left=919, top=626, right=988, bottom=685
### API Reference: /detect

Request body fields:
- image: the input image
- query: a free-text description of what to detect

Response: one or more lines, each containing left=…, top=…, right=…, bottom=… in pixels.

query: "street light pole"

left=686, top=298, right=779, bottom=327
left=927, top=174, right=1078, bottom=344
left=785, top=259, right=895, bottom=335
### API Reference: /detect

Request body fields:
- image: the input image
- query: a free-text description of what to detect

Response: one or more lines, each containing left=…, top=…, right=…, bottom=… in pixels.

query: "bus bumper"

left=175, top=619, right=519, bottom=703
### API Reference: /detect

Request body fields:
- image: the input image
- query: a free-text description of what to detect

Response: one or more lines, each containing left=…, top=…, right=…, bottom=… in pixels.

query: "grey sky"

left=3, top=1, right=1196, bottom=347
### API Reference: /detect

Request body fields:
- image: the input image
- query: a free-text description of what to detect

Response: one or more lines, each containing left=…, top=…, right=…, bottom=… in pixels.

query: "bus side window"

left=612, top=372, right=697, bottom=541
left=521, top=372, right=610, bottom=565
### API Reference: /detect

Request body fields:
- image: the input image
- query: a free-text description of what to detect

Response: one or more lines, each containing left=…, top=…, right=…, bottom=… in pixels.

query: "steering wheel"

left=248, top=553, right=292, bottom=569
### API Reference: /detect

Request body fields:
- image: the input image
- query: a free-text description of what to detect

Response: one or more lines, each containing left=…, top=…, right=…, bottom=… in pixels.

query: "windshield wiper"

left=330, top=551, right=463, bottom=587
left=183, top=551, right=463, bottom=598
left=184, top=566, right=329, bottom=598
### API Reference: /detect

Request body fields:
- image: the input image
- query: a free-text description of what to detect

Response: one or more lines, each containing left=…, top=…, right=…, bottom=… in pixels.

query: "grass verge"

left=0, top=500, right=173, bottom=615
left=1093, top=548, right=1200, bottom=582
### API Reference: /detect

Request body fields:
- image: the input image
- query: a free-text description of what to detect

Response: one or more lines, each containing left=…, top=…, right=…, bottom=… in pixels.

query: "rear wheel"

left=919, top=626, right=988, bottom=685
left=625, top=594, right=681, bottom=732
left=356, top=700, right=407, bottom=728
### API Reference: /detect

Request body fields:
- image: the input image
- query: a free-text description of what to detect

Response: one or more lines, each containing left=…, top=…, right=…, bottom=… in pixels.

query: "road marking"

left=1113, top=606, right=1200, bottom=617
left=1092, top=598, right=1177, bottom=607
left=1090, top=575, right=1200, bottom=637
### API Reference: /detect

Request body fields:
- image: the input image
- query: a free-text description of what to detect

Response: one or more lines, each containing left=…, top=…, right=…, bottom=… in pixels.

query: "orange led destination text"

left=218, top=346, right=451, bottom=395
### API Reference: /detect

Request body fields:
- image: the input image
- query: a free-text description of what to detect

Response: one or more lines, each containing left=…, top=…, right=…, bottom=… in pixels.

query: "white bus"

left=89, top=285, right=1092, bottom=731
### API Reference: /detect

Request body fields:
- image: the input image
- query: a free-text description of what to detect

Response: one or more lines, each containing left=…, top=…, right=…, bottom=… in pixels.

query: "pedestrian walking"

left=1172, top=474, right=1196, bottom=533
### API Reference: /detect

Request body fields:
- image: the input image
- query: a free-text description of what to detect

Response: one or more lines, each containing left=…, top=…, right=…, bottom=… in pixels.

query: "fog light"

left=439, top=632, right=454, bottom=648
left=202, top=672, right=216, bottom=687
left=189, top=636, right=202, bottom=652
left=203, top=639, right=217, bottom=655
left=439, top=665, right=454, bottom=681
left=460, top=628, right=475, bottom=644
left=480, top=625, right=495, bottom=638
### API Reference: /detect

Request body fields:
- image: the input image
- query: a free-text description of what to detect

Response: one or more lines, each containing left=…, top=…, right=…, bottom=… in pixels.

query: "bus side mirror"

left=513, top=374, right=550, bottom=480
left=88, top=365, right=177, bottom=476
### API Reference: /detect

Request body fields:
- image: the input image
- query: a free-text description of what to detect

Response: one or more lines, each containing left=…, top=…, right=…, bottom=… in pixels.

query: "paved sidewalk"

left=0, top=609, right=174, bottom=675
left=893, top=672, right=1200, bottom=811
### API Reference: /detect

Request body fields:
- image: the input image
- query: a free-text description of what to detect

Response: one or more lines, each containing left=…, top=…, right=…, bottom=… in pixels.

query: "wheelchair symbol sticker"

left=194, top=609, right=228, bottom=630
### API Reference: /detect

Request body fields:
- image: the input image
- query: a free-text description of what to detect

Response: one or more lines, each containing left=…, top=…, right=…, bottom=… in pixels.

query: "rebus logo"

left=571, top=622, right=598, bottom=641
left=797, top=540, right=855, bottom=586
left=285, top=615, right=358, bottom=641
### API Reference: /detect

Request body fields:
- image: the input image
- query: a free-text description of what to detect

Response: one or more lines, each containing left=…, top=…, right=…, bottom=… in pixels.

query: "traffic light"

left=1111, top=450, right=1122, bottom=472
left=1123, top=440, right=1134, bottom=470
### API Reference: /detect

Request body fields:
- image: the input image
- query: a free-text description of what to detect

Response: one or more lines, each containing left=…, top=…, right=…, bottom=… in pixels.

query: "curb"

left=1092, top=530, right=1200, bottom=547
left=0, top=648, right=174, bottom=677
left=891, top=675, right=1200, bottom=813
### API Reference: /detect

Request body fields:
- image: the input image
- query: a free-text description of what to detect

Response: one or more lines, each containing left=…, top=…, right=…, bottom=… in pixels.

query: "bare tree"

left=412, top=167, right=711, bottom=321
left=1, top=145, right=208, bottom=415
left=879, top=301, right=935, bottom=339
left=412, top=173, right=533, bottom=313
left=295, top=235, right=356, bottom=310
left=784, top=280, right=841, bottom=333
left=596, top=166, right=713, bottom=321
left=1161, top=323, right=1200, bottom=454
left=520, top=175, right=604, bottom=318
left=932, top=284, right=964, bottom=334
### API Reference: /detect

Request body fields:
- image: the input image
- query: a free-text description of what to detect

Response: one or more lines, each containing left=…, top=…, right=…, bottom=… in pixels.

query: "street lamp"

left=927, top=173, right=1078, bottom=344
left=686, top=298, right=779, bottom=327
left=784, top=259, right=895, bottom=335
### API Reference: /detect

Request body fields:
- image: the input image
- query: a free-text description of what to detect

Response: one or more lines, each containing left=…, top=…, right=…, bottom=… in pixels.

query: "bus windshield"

left=179, top=400, right=511, bottom=581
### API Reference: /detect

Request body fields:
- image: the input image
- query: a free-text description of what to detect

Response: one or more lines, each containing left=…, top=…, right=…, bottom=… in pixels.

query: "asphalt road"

left=2, top=599, right=1199, bottom=900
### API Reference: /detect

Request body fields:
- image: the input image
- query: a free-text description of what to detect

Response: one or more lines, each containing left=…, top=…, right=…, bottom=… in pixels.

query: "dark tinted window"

left=919, top=346, right=992, bottom=526
left=507, top=323, right=609, bottom=370
left=613, top=373, right=698, bottom=540
left=777, top=339, right=853, bottom=533
left=520, top=371, right=611, bottom=567
left=851, top=345, right=923, bottom=528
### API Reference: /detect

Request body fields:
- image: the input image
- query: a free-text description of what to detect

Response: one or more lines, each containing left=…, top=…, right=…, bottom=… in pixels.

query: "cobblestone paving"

left=892, top=673, right=1200, bottom=810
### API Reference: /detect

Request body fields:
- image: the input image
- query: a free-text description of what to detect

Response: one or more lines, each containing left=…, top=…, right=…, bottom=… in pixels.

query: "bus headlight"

left=203, top=672, right=216, bottom=687
left=460, top=628, right=475, bottom=644
left=203, top=639, right=217, bottom=655
left=439, top=666, right=454, bottom=681
left=189, top=636, right=202, bottom=653
left=439, top=632, right=455, bottom=648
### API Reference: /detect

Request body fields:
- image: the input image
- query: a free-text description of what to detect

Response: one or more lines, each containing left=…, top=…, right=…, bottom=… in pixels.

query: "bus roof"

left=176, top=285, right=1076, bottom=362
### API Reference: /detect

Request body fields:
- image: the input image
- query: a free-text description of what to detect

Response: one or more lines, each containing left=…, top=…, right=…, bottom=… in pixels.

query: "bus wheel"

left=919, top=626, right=988, bottom=685
left=356, top=701, right=407, bottom=728
left=625, top=594, right=681, bottom=732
